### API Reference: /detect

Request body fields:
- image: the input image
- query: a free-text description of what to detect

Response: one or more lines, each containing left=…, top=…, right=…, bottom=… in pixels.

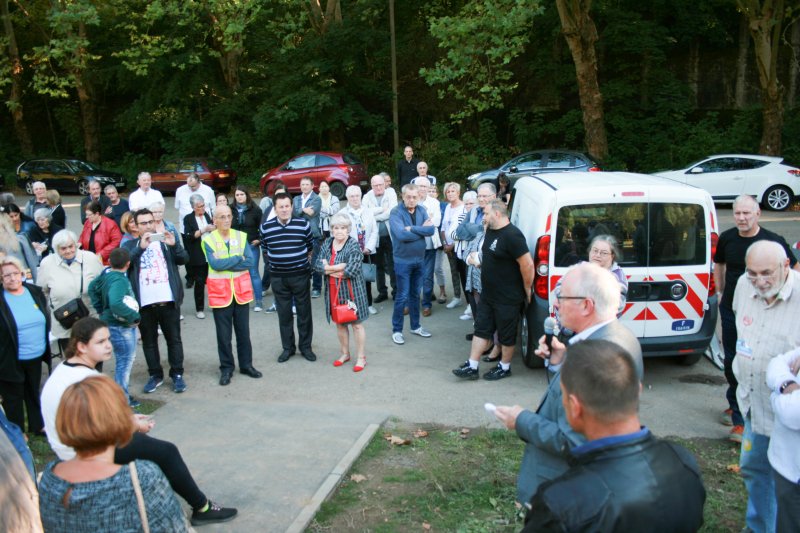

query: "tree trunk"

left=75, top=21, right=100, bottom=162
left=735, top=13, right=750, bottom=108
left=1, top=0, right=33, bottom=157
left=218, top=48, right=242, bottom=92
left=788, top=20, right=799, bottom=109
left=687, top=39, right=700, bottom=108
left=307, top=0, right=342, bottom=35
left=739, top=0, right=784, bottom=155
left=555, top=0, right=607, bottom=161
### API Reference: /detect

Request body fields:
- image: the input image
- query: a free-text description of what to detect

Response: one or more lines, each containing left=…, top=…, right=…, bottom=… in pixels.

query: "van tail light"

left=533, top=234, right=551, bottom=299
left=708, top=231, right=719, bottom=296
left=788, top=169, right=800, bottom=176
left=588, top=166, right=601, bottom=172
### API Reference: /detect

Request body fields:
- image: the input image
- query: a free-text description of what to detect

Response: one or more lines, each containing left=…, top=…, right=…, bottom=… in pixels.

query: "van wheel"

left=679, top=353, right=702, bottom=366
left=519, top=315, right=544, bottom=369
left=763, top=185, right=793, bottom=211
left=330, top=181, right=346, bottom=199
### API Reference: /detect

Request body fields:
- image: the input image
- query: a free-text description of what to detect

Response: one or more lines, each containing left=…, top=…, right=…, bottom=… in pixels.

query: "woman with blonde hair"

left=0, top=211, right=39, bottom=281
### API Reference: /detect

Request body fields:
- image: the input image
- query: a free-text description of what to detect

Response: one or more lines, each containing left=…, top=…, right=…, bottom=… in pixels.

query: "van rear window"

left=554, top=203, right=707, bottom=268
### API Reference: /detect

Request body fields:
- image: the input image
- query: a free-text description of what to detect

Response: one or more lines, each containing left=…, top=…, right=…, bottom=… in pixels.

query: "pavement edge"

left=284, top=422, right=382, bottom=533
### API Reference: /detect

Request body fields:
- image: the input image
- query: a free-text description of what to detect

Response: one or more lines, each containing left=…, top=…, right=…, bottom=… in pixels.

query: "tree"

left=738, top=0, right=785, bottom=155
left=1, top=0, right=33, bottom=156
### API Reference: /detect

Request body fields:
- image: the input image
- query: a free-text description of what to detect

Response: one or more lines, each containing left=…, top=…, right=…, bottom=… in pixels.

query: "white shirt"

left=40, top=362, right=98, bottom=460
left=174, top=183, right=214, bottom=232
left=766, top=348, right=800, bottom=482
left=138, top=242, right=174, bottom=306
left=341, top=205, right=378, bottom=252
left=421, top=196, right=442, bottom=249
left=363, top=189, right=398, bottom=224
left=128, top=188, right=165, bottom=212
left=442, top=203, right=465, bottom=246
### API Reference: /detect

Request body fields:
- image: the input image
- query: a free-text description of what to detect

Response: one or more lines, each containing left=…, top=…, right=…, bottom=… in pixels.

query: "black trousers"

left=212, top=301, right=253, bottom=372
left=0, top=357, right=44, bottom=433
left=115, top=432, right=206, bottom=510
left=139, top=302, right=184, bottom=378
left=272, top=273, right=313, bottom=353
left=186, top=264, right=208, bottom=312
left=375, top=234, right=396, bottom=297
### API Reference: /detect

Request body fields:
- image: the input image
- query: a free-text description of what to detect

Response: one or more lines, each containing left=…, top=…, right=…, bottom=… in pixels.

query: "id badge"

left=736, top=339, right=753, bottom=359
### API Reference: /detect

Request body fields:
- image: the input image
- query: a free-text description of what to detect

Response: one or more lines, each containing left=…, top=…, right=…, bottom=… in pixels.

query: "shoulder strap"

left=129, top=461, right=150, bottom=533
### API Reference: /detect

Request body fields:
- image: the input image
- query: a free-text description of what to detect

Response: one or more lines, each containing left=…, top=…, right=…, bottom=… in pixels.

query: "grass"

left=309, top=425, right=748, bottom=533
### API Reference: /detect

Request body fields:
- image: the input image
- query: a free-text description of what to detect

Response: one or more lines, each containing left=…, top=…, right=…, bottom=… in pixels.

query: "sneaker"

left=292, top=306, right=297, bottom=315
left=368, top=306, right=378, bottom=315
left=729, top=425, right=744, bottom=444
left=410, top=327, right=432, bottom=338
left=452, top=361, right=479, bottom=380
left=128, top=396, right=141, bottom=409
left=253, top=305, right=263, bottom=313
left=196, top=311, right=206, bottom=319
left=483, top=364, right=512, bottom=381
left=265, top=303, right=277, bottom=313
left=459, top=313, right=473, bottom=321
left=311, top=290, right=321, bottom=298
left=143, top=376, right=163, bottom=394
left=180, top=315, right=184, bottom=321
left=191, top=501, right=238, bottom=526
left=446, top=297, right=462, bottom=309
left=720, top=408, right=733, bottom=427
left=172, top=374, right=187, bottom=393
left=392, top=332, right=405, bottom=345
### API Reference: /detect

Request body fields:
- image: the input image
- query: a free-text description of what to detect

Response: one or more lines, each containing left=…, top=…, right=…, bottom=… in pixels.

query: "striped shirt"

left=260, top=216, right=313, bottom=276
left=733, top=269, right=800, bottom=435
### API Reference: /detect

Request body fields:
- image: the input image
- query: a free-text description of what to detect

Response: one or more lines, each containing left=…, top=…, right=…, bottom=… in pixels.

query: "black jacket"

left=0, top=283, right=51, bottom=382
left=182, top=212, right=213, bottom=266
left=396, top=157, right=420, bottom=187
left=123, top=238, right=189, bottom=306
left=523, top=431, right=705, bottom=533
left=232, top=202, right=262, bottom=243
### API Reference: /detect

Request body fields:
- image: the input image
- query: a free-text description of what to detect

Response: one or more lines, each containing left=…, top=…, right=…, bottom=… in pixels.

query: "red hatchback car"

left=260, top=152, right=369, bottom=199
left=149, top=157, right=237, bottom=193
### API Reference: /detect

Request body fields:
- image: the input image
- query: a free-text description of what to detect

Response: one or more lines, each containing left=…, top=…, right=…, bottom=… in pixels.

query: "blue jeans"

left=740, top=416, right=777, bottom=533
left=248, top=243, right=263, bottom=305
left=393, top=259, right=424, bottom=333
left=109, top=326, right=137, bottom=399
left=422, top=249, right=436, bottom=309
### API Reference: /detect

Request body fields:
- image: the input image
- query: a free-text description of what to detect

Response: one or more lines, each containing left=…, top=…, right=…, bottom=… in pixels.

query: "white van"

left=509, top=172, right=719, bottom=367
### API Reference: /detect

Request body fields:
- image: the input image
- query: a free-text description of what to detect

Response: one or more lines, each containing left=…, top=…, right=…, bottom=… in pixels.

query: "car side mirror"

left=509, top=166, right=518, bottom=173
left=690, top=167, right=704, bottom=174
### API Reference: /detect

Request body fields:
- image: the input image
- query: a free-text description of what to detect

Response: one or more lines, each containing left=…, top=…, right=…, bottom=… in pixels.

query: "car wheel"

left=329, top=181, right=346, bottom=199
left=24, top=180, right=33, bottom=195
left=77, top=179, right=90, bottom=196
left=763, top=185, right=793, bottom=211
left=518, top=314, right=544, bottom=369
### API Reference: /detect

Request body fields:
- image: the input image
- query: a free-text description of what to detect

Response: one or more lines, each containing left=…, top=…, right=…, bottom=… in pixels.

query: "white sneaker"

left=446, top=298, right=462, bottom=309
left=180, top=315, right=184, bottom=320
left=392, top=332, right=405, bottom=344
left=368, top=306, right=378, bottom=315
left=195, top=311, right=205, bottom=319
left=459, top=313, right=472, bottom=321
left=292, top=306, right=297, bottom=315
left=253, top=305, right=263, bottom=313
left=464, top=305, right=472, bottom=315
left=410, top=327, right=432, bottom=338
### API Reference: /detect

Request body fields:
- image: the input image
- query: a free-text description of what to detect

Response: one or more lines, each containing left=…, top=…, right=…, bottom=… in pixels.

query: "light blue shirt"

left=4, top=289, right=46, bottom=360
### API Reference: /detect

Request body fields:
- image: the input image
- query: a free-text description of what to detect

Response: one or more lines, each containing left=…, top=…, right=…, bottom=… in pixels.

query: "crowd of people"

left=0, top=145, right=798, bottom=531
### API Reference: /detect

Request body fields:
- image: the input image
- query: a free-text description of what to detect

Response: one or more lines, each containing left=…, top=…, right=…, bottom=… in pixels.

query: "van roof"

left=515, top=171, right=707, bottom=196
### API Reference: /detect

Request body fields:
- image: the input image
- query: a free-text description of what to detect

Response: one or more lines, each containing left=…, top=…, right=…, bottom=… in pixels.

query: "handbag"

left=130, top=461, right=150, bottom=533
left=53, top=261, right=89, bottom=329
left=331, top=278, right=358, bottom=324
left=361, top=255, right=376, bottom=283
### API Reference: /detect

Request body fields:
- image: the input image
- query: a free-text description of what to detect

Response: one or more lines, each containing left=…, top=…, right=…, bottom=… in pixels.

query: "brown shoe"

left=422, top=308, right=432, bottom=317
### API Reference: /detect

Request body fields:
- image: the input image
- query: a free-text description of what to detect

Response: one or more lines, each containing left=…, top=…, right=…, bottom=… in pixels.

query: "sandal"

left=333, top=355, right=351, bottom=367
left=353, top=357, right=367, bottom=372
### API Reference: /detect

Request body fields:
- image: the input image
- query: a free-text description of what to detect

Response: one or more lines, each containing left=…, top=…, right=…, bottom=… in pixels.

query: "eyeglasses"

left=590, top=248, right=612, bottom=257
left=556, top=295, right=587, bottom=302
left=2, top=271, right=22, bottom=280
left=137, top=219, right=155, bottom=225
left=745, top=270, right=779, bottom=282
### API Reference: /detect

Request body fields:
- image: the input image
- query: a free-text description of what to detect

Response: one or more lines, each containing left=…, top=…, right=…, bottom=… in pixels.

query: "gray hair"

left=746, top=239, right=788, bottom=264
left=443, top=182, right=461, bottom=196
left=569, top=262, right=621, bottom=320
left=462, top=191, right=477, bottom=202
left=149, top=200, right=166, bottom=211
left=189, top=193, right=206, bottom=208
left=52, top=229, right=78, bottom=253
left=477, top=182, right=496, bottom=195
left=733, top=194, right=760, bottom=212
left=33, top=208, right=52, bottom=222
left=401, top=184, right=420, bottom=196
left=345, top=185, right=362, bottom=197
left=137, top=171, right=151, bottom=181
left=0, top=255, right=25, bottom=273
left=589, top=234, right=622, bottom=262
left=329, top=212, right=352, bottom=230
left=32, top=181, right=46, bottom=191
left=104, top=184, right=118, bottom=194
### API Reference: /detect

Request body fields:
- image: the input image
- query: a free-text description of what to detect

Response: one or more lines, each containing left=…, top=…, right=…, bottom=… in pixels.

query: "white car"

left=653, top=154, right=800, bottom=211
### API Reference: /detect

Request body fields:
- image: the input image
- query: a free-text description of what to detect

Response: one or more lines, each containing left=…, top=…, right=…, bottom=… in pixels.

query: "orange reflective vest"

left=202, top=229, right=254, bottom=308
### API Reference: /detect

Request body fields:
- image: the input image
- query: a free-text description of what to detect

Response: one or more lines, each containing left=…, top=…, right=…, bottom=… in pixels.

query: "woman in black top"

left=27, top=208, right=63, bottom=261
left=182, top=194, right=215, bottom=319
left=231, top=186, right=264, bottom=311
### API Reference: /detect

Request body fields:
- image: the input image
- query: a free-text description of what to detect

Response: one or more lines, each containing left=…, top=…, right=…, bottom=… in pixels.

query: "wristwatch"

left=779, top=380, right=796, bottom=394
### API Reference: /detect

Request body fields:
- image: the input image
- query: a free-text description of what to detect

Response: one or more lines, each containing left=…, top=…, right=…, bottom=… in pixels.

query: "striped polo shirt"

left=260, top=216, right=314, bottom=277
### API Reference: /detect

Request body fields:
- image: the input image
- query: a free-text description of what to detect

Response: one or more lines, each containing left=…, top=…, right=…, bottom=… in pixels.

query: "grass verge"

left=309, top=424, right=746, bottom=533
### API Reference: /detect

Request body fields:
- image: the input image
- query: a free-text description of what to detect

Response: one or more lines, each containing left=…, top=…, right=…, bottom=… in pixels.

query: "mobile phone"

left=150, top=232, right=164, bottom=242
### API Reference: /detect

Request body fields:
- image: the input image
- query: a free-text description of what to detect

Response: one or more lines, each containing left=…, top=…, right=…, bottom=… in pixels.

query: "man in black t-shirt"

left=453, top=199, right=533, bottom=381
left=396, top=146, right=420, bottom=187
left=713, top=195, right=798, bottom=442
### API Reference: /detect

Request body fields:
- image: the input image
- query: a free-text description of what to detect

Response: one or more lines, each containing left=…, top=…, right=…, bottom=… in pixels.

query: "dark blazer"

left=50, top=204, right=66, bottom=228
left=182, top=212, right=213, bottom=266
left=232, top=202, right=263, bottom=243
left=123, top=238, right=189, bottom=306
left=0, top=283, right=51, bottom=382
left=80, top=195, right=111, bottom=224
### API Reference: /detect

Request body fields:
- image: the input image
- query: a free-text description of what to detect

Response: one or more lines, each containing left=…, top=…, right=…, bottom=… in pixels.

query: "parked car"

left=16, top=158, right=127, bottom=195
left=149, top=157, right=237, bottom=193
left=260, top=151, right=369, bottom=199
left=466, top=149, right=600, bottom=190
left=653, top=154, right=800, bottom=211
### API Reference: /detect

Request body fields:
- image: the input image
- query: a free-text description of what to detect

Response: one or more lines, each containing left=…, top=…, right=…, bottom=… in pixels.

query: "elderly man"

left=522, top=340, right=705, bottom=532
left=416, top=161, right=436, bottom=185
left=396, top=145, right=419, bottom=187
left=494, top=262, right=643, bottom=505
left=103, top=185, right=129, bottom=228
left=79, top=180, right=111, bottom=224
left=129, top=171, right=165, bottom=212
left=24, top=182, right=48, bottom=219
left=733, top=240, right=800, bottom=533
left=260, top=192, right=317, bottom=363
left=410, top=176, right=442, bottom=316
left=452, top=199, right=533, bottom=381
left=292, top=176, right=323, bottom=297
left=379, top=172, right=398, bottom=203
left=389, top=184, right=435, bottom=345
left=340, top=186, right=379, bottom=314
left=715, top=194, right=798, bottom=442
left=202, top=205, right=262, bottom=386
left=175, top=173, right=215, bottom=233
left=455, top=183, right=496, bottom=321
left=363, top=174, right=398, bottom=302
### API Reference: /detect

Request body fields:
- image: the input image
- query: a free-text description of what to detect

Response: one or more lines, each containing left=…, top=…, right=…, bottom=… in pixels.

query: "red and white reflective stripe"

left=545, top=213, right=552, bottom=233
left=624, top=273, right=707, bottom=321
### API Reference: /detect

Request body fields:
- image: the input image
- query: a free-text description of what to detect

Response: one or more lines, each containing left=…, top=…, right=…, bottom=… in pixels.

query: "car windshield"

left=67, top=160, right=100, bottom=172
